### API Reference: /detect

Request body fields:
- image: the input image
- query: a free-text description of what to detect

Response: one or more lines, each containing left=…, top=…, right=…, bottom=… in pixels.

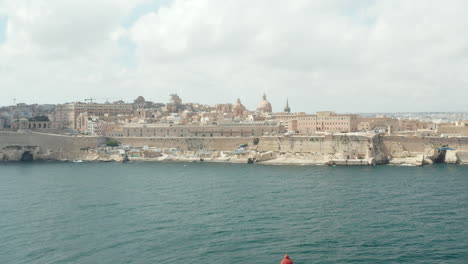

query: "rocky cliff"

left=1, top=131, right=468, bottom=165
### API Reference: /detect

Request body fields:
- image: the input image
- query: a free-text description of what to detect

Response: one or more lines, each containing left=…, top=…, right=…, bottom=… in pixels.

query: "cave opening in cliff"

left=21, top=151, right=34, bottom=162
left=434, top=149, right=447, bottom=163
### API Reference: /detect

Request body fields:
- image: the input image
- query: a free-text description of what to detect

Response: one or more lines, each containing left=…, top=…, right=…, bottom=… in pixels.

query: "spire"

left=284, top=98, right=291, bottom=113
left=262, top=93, right=267, bottom=100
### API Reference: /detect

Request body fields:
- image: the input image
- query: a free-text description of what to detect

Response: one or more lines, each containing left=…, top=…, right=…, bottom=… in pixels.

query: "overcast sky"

left=0, top=0, right=467, bottom=113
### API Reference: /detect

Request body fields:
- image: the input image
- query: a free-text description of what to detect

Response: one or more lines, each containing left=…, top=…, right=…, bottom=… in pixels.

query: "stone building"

left=274, top=111, right=359, bottom=134
left=398, top=119, right=435, bottom=131
left=257, top=93, right=272, bottom=113
left=455, top=120, right=468, bottom=126
left=215, top=103, right=233, bottom=114
left=0, top=118, right=6, bottom=129
left=119, top=122, right=285, bottom=137
left=11, top=118, right=63, bottom=130
left=357, top=116, right=400, bottom=132
left=437, top=126, right=468, bottom=136
left=232, top=98, right=246, bottom=116
left=133, top=96, right=146, bottom=109
left=53, top=102, right=134, bottom=129
left=166, top=94, right=183, bottom=113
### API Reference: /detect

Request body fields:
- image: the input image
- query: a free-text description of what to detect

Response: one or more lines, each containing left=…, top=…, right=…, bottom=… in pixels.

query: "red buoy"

left=280, top=254, right=294, bottom=264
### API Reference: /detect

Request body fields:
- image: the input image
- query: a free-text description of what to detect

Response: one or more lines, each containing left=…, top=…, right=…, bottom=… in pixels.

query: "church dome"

left=233, top=98, right=246, bottom=116
left=257, top=93, right=272, bottom=113
left=134, top=96, right=146, bottom=109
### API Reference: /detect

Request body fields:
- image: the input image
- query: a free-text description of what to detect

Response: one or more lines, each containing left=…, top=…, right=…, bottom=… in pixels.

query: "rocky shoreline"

left=1, top=132, right=468, bottom=166
left=2, top=146, right=467, bottom=166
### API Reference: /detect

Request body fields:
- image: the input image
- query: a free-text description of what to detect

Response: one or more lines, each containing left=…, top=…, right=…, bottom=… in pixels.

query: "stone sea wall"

left=1, top=131, right=468, bottom=165
left=117, top=137, right=253, bottom=151
left=255, top=135, right=383, bottom=164
left=381, top=136, right=468, bottom=165
left=0, top=131, right=104, bottom=161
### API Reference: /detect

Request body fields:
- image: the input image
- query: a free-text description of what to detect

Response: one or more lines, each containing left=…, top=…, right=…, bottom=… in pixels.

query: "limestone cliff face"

left=2, top=131, right=468, bottom=165
left=382, top=136, right=468, bottom=165
left=1, top=145, right=39, bottom=161
left=445, top=150, right=468, bottom=164
left=256, top=135, right=383, bottom=165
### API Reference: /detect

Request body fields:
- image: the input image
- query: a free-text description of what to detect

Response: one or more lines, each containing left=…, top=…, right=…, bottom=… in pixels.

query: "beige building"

left=53, top=102, right=134, bottom=129
left=12, top=118, right=63, bottom=130
left=274, top=111, right=359, bottom=134
left=398, top=119, right=435, bottom=131
left=357, top=116, right=400, bottom=132
left=455, top=120, right=468, bottom=127
left=118, top=122, right=285, bottom=137
left=436, top=121, right=468, bottom=136
left=232, top=99, right=247, bottom=116
left=437, top=126, right=468, bottom=136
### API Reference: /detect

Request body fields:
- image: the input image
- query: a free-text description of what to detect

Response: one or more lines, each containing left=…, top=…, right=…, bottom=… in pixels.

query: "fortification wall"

left=0, top=132, right=103, bottom=153
left=382, top=136, right=468, bottom=157
left=257, top=135, right=374, bottom=156
left=0, top=132, right=252, bottom=153
left=437, top=126, right=468, bottom=136
left=113, top=137, right=254, bottom=151
left=0, top=132, right=104, bottom=161
left=2, top=131, right=468, bottom=164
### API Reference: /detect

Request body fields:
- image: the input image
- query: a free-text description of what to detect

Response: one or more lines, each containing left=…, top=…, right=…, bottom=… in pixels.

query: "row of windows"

left=134, top=128, right=271, bottom=133
left=297, top=122, right=350, bottom=125
left=294, top=117, right=353, bottom=121
left=124, top=133, right=272, bottom=137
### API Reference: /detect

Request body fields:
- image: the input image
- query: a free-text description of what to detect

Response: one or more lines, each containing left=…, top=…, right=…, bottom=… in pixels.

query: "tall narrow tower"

left=284, top=98, right=291, bottom=113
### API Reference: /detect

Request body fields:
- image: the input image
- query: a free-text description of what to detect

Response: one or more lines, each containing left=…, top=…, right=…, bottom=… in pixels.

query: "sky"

left=0, top=0, right=467, bottom=113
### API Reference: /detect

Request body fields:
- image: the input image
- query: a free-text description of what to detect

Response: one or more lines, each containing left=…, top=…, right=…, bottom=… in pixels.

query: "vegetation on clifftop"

left=105, top=139, right=120, bottom=147
left=28, top=116, right=50, bottom=122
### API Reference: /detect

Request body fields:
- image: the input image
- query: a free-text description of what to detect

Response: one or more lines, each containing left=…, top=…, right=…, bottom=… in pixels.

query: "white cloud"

left=1, top=0, right=467, bottom=112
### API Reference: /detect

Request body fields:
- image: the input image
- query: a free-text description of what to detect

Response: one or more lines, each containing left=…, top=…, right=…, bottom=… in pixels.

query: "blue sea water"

left=0, top=162, right=467, bottom=264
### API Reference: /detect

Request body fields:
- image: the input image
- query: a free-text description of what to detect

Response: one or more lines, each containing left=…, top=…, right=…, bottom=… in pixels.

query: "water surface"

left=1, top=162, right=467, bottom=263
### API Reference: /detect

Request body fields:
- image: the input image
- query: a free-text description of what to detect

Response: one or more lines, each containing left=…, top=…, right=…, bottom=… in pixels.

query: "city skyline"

left=2, top=94, right=468, bottom=115
left=1, top=0, right=468, bottom=112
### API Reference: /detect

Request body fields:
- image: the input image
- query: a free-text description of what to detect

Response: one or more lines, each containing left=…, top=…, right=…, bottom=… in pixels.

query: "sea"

left=1, top=162, right=467, bottom=264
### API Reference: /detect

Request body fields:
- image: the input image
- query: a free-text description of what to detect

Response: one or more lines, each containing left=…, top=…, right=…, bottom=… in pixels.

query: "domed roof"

left=257, top=93, right=272, bottom=113
left=233, top=98, right=246, bottom=115
left=234, top=98, right=245, bottom=108
left=134, top=96, right=146, bottom=104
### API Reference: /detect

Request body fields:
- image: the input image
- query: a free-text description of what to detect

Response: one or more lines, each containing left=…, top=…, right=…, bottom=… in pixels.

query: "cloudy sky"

left=0, top=0, right=467, bottom=112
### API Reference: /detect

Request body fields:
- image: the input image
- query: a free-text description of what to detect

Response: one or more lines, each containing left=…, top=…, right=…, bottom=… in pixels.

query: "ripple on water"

left=0, top=163, right=467, bottom=264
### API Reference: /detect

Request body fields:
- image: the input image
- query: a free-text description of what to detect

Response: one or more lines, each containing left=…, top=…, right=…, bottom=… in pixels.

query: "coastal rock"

left=142, top=151, right=163, bottom=159
left=389, top=155, right=424, bottom=166
left=445, top=150, right=458, bottom=164
left=372, top=152, right=387, bottom=164
left=457, top=151, right=468, bottom=164
left=255, top=151, right=277, bottom=162
left=1, top=145, right=39, bottom=161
